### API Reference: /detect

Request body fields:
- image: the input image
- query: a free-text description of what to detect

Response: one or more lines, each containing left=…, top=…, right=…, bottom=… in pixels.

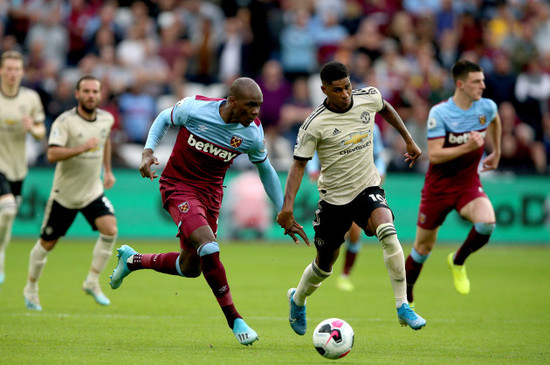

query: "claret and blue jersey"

left=149, top=95, right=268, bottom=196
left=424, top=97, right=497, bottom=194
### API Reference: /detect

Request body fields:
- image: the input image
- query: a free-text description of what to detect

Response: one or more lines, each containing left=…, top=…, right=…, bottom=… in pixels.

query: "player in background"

left=109, top=77, right=305, bottom=346
left=405, top=59, right=502, bottom=305
left=23, top=75, right=117, bottom=310
left=0, top=51, right=45, bottom=286
left=277, top=61, right=426, bottom=335
left=307, top=123, right=387, bottom=291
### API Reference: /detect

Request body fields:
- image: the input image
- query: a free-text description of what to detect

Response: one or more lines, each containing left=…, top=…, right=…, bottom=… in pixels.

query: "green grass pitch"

left=0, top=239, right=549, bottom=364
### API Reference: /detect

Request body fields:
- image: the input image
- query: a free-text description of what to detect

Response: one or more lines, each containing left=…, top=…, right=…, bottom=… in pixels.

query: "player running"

left=405, top=59, right=502, bottom=305
left=277, top=61, right=426, bottom=335
left=110, top=77, right=304, bottom=346
left=0, top=51, right=45, bottom=286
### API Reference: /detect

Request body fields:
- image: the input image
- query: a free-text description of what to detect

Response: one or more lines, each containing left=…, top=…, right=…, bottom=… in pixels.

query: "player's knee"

left=100, top=225, right=117, bottom=237
left=197, top=241, right=220, bottom=257
left=474, top=222, right=495, bottom=236
left=376, top=223, right=399, bottom=249
left=0, top=196, right=18, bottom=222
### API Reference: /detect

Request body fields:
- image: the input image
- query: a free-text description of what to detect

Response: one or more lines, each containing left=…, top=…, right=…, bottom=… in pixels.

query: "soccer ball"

left=312, top=318, right=354, bottom=360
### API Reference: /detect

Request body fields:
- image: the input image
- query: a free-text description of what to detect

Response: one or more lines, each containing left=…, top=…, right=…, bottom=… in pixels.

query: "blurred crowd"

left=3, top=0, right=550, bottom=174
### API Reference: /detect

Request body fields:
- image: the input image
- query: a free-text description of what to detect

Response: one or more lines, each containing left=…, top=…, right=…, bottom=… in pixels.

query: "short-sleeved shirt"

left=294, top=87, right=384, bottom=205
left=161, top=95, right=268, bottom=206
left=0, top=86, right=45, bottom=181
left=423, top=97, right=498, bottom=195
left=48, top=107, right=114, bottom=209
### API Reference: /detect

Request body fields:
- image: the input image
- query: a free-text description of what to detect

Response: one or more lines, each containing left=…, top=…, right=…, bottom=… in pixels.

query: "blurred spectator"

left=354, top=17, right=383, bottom=64
left=402, top=0, right=441, bottom=17
left=499, top=102, right=547, bottom=174
left=280, top=8, right=317, bottom=81
left=118, top=80, right=157, bottom=144
left=514, top=58, right=550, bottom=140
left=311, top=10, right=349, bottom=65
left=24, top=5, right=68, bottom=71
left=157, top=11, right=190, bottom=84
left=257, top=59, right=292, bottom=133
left=279, top=77, right=314, bottom=147
left=66, top=0, right=100, bottom=66
left=501, top=18, right=538, bottom=73
left=484, top=50, right=517, bottom=106
left=218, top=14, right=253, bottom=84
left=436, top=29, right=459, bottom=70
left=457, top=10, right=483, bottom=54
left=224, top=170, right=272, bottom=240
left=82, top=1, right=124, bottom=47
left=116, top=23, right=148, bottom=68
left=256, top=60, right=293, bottom=170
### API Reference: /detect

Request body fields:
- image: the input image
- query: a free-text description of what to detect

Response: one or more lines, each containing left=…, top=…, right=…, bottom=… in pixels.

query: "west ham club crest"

left=230, top=136, right=243, bottom=148
left=178, top=202, right=190, bottom=213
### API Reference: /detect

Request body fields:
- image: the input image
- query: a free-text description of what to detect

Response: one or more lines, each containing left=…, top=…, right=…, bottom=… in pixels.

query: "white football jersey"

left=48, top=107, right=114, bottom=209
left=294, top=87, right=384, bottom=205
left=0, top=86, right=45, bottom=181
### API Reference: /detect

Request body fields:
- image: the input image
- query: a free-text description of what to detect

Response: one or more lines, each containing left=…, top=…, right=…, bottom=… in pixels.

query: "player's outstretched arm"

left=277, top=159, right=310, bottom=246
left=378, top=100, right=421, bottom=167
left=255, top=157, right=284, bottom=211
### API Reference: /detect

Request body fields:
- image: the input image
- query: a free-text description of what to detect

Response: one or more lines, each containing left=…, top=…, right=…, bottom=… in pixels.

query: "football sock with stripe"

left=198, top=242, right=241, bottom=329
left=405, top=247, right=430, bottom=303
left=376, top=223, right=407, bottom=308
left=454, top=222, right=495, bottom=265
left=294, top=260, right=332, bottom=306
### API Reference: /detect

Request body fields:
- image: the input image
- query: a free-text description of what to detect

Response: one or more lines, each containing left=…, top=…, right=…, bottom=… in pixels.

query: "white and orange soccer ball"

left=312, top=318, right=354, bottom=360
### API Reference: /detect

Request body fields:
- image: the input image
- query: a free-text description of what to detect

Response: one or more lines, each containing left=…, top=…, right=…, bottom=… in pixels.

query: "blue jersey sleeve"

left=144, top=108, right=171, bottom=151
left=255, top=157, right=283, bottom=210
left=485, top=98, right=498, bottom=124
left=247, top=123, right=268, bottom=163
left=426, top=107, right=446, bottom=139
left=171, top=97, right=194, bottom=127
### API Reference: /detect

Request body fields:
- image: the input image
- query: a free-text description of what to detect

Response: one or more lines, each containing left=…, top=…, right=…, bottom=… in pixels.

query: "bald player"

left=110, top=78, right=302, bottom=346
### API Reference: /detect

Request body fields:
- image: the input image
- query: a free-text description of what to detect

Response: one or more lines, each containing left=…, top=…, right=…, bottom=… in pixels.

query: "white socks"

left=294, top=261, right=332, bottom=306
left=86, top=234, right=116, bottom=283
left=0, top=196, right=17, bottom=274
left=376, top=223, right=407, bottom=308
left=26, top=240, right=49, bottom=291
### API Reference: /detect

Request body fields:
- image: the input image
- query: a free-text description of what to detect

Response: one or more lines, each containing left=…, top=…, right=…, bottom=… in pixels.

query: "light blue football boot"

left=287, top=288, right=306, bottom=335
left=0, top=271, right=5, bottom=285
left=397, top=302, right=426, bottom=330
left=232, top=318, right=259, bottom=346
left=109, top=245, right=137, bottom=289
left=83, top=281, right=111, bottom=306
left=23, top=287, right=42, bottom=311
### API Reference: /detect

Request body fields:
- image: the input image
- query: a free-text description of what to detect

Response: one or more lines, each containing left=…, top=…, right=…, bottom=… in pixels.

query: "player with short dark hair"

left=109, top=77, right=301, bottom=346
left=0, top=50, right=46, bottom=286
left=277, top=61, right=426, bottom=335
left=405, top=59, right=502, bottom=304
left=23, top=75, right=118, bottom=310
